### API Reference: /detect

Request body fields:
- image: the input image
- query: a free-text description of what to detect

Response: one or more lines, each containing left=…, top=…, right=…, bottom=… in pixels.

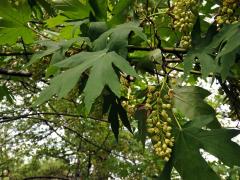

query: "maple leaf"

left=0, top=0, right=34, bottom=44
left=34, top=50, right=137, bottom=114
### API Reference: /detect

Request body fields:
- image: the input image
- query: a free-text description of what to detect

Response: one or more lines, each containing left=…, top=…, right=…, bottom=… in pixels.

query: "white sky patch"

left=211, top=4, right=220, bottom=10
left=204, top=16, right=215, bottom=24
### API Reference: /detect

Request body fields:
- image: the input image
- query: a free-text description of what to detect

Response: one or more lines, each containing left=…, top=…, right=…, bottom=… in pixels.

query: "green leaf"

left=108, top=102, right=120, bottom=141
left=117, top=100, right=133, bottom=133
left=109, top=0, right=135, bottom=26
left=102, top=93, right=115, bottom=114
left=134, top=108, right=148, bottom=147
left=158, top=159, right=173, bottom=180
left=184, top=50, right=216, bottom=79
left=148, top=49, right=162, bottom=64
left=88, top=22, right=108, bottom=41
left=83, top=51, right=138, bottom=113
left=29, top=37, right=88, bottom=65
left=188, top=128, right=240, bottom=167
left=45, top=66, right=60, bottom=78
left=60, top=20, right=89, bottom=39
left=93, top=22, right=147, bottom=57
left=185, top=115, right=215, bottom=129
left=130, top=51, right=156, bottom=74
left=172, top=126, right=240, bottom=180
left=173, top=86, right=216, bottom=121
left=89, top=0, right=107, bottom=21
left=0, top=0, right=34, bottom=45
left=37, top=0, right=56, bottom=17
left=184, top=23, right=240, bottom=79
left=213, top=23, right=240, bottom=80
left=103, top=94, right=132, bottom=139
left=53, top=0, right=91, bottom=19
left=0, top=85, right=14, bottom=103
left=184, top=24, right=217, bottom=78
left=191, top=16, right=201, bottom=47
left=34, top=50, right=138, bottom=114
left=45, top=15, right=68, bottom=28
left=173, top=128, right=220, bottom=180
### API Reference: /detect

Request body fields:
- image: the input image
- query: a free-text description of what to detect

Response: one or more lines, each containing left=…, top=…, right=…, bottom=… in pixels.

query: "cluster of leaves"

left=185, top=20, right=240, bottom=80
left=0, top=0, right=240, bottom=179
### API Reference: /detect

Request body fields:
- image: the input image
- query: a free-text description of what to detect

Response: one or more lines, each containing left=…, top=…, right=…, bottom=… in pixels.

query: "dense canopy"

left=0, top=0, right=240, bottom=179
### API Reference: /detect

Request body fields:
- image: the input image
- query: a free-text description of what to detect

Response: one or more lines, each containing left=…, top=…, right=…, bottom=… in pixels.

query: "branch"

left=127, top=45, right=187, bottom=54
left=24, top=176, right=69, bottom=180
left=0, top=112, right=108, bottom=124
left=0, top=68, right=32, bottom=77
left=166, top=65, right=201, bottom=75
left=165, top=58, right=182, bottom=63
left=0, top=51, right=33, bottom=56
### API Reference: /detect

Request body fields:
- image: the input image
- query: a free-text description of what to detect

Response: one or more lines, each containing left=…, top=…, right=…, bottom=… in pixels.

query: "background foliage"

left=0, top=0, right=239, bottom=179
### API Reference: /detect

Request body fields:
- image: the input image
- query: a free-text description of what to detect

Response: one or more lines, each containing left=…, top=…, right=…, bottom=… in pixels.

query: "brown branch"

left=165, top=58, right=182, bottom=63
left=0, top=68, right=32, bottom=77
left=0, top=112, right=108, bottom=124
left=127, top=45, right=187, bottom=54
left=0, top=45, right=187, bottom=57
left=0, top=51, right=33, bottom=56
left=166, top=65, right=206, bottom=76
left=24, top=176, right=69, bottom=180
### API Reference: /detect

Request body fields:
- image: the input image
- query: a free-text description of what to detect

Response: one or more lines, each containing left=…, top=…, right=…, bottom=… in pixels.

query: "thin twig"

left=0, top=112, right=108, bottom=124
left=0, top=68, right=32, bottom=77
left=20, top=37, right=30, bottom=62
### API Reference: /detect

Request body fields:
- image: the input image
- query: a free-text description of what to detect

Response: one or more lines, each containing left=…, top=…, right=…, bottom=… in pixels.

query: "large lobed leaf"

left=184, top=22, right=240, bottom=80
left=105, top=94, right=133, bottom=141
left=28, top=37, right=90, bottom=65
left=0, top=0, right=34, bottom=44
left=52, top=0, right=91, bottom=19
left=173, top=86, right=216, bottom=121
left=93, top=22, right=147, bottom=57
left=160, top=116, right=240, bottom=180
left=108, top=0, right=135, bottom=26
left=34, top=50, right=138, bottom=114
left=89, top=0, right=107, bottom=21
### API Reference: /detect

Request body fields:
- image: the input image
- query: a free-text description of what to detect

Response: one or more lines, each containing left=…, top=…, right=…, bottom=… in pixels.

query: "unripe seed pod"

left=148, top=85, right=155, bottom=92
left=162, top=143, right=167, bottom=150
left=152, top=135, right=160, bottom=142
left=166, top=148, right=172, bottom=154
left=167, top=118, right=172, bottom=123
left=146, top=119, right=153, bottom=124
left=145, top=103, right=152, bottom=109
left=166, top=104, right=172, bottom=109
left=165, top=138, right=171, bottom=144
left=227, top=8, right=233, bottom=14
left=160, top=151, right=165, bottom=156
left=161, top=110, right=168, bottom=119
left=164, top=157, right=170, bottom=161
left=166, top=132, right=171, bottom=137
left=147, top=128, right=155, bottom=134
left=154, top=128, right=160, bottom=133
left=167, top=126, right=172, bottom=131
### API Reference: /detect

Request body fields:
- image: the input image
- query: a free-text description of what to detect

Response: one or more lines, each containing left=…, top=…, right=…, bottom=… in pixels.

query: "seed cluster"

left=120, top=77, right=136, bottom=116
left=216, top=0, right=240, bottom=25
left=171, top=0, right=198, bottom=48
left=145, top=86, right=174, bottom=161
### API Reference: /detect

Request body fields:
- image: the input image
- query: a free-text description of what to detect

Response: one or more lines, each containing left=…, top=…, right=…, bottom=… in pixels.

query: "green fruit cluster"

left=120, top=77, right=136, bottom=116
left=216, top=0, right=239, bottom=25
left=146, top=86, right=175, bottom=161
left=171, top=0, right=198, bottom=48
